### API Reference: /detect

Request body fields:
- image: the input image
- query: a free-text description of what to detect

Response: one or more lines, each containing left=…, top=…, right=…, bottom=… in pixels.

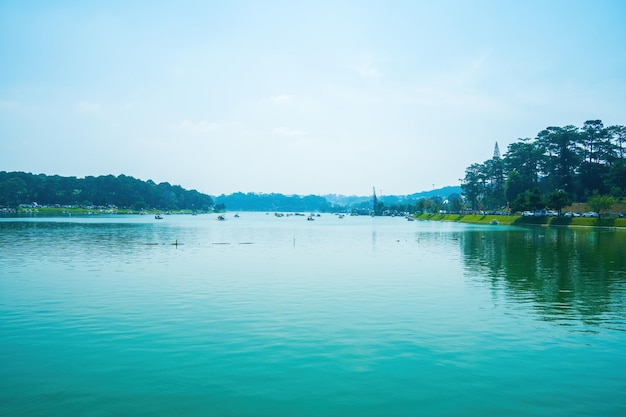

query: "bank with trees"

left=461, top=120, right=625, bottom=215
left=0, top=172, right=214, bottom=212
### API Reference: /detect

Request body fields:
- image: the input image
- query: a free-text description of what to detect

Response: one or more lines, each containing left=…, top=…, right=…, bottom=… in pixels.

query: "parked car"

left=522, top=211, right=534, bottom=217
left=582, top=211, right=599, bottom=218
left=564, top=212, right=581, bottom=218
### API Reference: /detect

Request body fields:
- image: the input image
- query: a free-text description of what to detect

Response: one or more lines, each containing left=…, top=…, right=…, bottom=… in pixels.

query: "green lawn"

left=414, top=213, right=626, bottom=228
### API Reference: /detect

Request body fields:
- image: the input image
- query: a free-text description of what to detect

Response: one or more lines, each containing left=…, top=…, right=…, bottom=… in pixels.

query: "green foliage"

left=447, top=193, right=464, bottom=212
left=415, top=196, right=445, bottom=214
left=414, top=213, right=626, bottom=228
left=0, top=177, right=28, bottom=207
left=606, top=161, right=626, bottom=196
left=527, top=188, right=543, bottom=210
left=505, top=170, right=530, bottom=205
left=0, top=172, right=214, bottom=211
left=462, top=120, right=626, bottom=209
left=510, top=188, right=543, bottom=212
left=510, top=193, right=527, bottom=213
left=587, top=194, right=614, bottom=218
left=546, top=190, right=571, bottom=215
left=461, top=163, right=487, bottom=210
left=214, top=192, right=336, bottom=212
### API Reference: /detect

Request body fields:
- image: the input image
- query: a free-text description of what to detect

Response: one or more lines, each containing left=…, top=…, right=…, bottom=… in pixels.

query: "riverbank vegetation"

left=0, top=172, right=214, bottom=212
left=415, top=213, right=626, bottom=228
left=461, top=120, right=625, bottom=214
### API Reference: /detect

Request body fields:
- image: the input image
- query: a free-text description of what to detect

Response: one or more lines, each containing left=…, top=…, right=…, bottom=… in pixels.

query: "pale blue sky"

left=1, top=0, right=625, bottom=196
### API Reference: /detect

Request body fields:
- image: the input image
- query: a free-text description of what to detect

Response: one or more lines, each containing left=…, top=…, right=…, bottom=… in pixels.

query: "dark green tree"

left=485, top=142, right=506, bottom=209
left=527, top=188, right=544, bottom=211
left=605, top=161, right=626, bottom=196
left=581, top=120, right=613, bottom=164
left=607, top=125, right=626, bottom=161
left=447, top=193, right=463, bottom=213
left=461, top=163, right=487, bottom=210
left=587, top=194, right=614, bottom=219
left=0, top=172, right=213, bottom=210
left=535, top=125, right=582, bottom=197
left=546, top=190, right=571, bottom=216
left=503, top=139, right=541, bottom=202
left=0, top=177, right=28, bottom=207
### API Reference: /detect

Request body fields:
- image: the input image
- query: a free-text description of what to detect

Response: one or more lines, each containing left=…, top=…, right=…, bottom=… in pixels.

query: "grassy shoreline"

left=6, top=207, right=205, bottom=216
left=414, top=213, right=626, bottom=229
left=5, top=208, right=626, bottom=229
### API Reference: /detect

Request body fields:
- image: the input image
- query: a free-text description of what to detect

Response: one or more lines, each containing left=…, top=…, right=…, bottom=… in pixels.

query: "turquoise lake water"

left=1, top=213, right=625, bottom=416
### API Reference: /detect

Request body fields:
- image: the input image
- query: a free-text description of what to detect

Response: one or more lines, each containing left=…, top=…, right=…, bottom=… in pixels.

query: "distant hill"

left=406, top=185, right=463, bottom=200
left=0, top=171, right=214, bottom=211
left=322, top=186, right=462, bottom=206
left=214, top=186, right=462, bottom=212
left=213, top=192, right=332, bottom=212
left=1, top=171, right=461, bottom=213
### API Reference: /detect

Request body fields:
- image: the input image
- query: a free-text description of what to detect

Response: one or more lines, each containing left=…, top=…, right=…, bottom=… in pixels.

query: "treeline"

left=214, top=192, right=335, bottom=212
left=0, top=172, right=214, bottom=211
left=214, top=191, right=442, bottom=214
left=322, top=186, right=462, bottom=207
left=462, top=120, right=625, bottom=212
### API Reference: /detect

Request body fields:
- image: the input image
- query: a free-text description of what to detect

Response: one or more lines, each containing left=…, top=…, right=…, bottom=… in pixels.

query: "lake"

left=1, top=213, right=625, bottom=416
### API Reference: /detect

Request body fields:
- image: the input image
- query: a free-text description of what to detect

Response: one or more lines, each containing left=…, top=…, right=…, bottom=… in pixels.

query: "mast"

left=371, top=187, right=378, bottom=216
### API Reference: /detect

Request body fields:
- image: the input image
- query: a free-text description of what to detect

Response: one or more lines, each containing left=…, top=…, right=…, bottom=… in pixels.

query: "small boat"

left=490, top=219, right=499, bottom=225
left=307, top=216, right=315, bottom=221
left=217, top=215, right=226, bottom=221
left=155, top=214, right=163, bottom=219
left=234, top=213, right=240, bottom=218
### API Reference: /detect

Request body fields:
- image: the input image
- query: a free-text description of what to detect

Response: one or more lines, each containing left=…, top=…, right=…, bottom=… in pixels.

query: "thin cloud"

left=174, top=120, right=219, bottom=134
left=76, top=101, right=101, bottom=112
left=355, top=64, right=383, bottom=81
left=268, top=94, right=290, bottom=103
left=271, top=126, right=306, bottom=136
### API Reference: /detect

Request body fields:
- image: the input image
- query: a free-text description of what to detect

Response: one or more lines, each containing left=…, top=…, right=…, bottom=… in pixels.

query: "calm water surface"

left=1, top=213, right=625, bottom=416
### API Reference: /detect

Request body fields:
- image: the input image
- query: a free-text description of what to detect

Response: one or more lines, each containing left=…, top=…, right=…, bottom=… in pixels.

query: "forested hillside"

left=0, top=172, right=214, bottom=211
left=213, top=192, right=333, bottom=212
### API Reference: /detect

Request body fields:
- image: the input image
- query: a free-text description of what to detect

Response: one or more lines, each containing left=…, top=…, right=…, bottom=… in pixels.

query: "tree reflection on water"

left=460, top=227, right=626, bottom=329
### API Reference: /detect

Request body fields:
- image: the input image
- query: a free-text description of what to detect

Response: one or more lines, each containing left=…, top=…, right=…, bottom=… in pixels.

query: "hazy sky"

left=1, top=1, right=625, bottom=196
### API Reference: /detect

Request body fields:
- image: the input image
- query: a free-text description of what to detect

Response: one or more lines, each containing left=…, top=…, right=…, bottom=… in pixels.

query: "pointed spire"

left=493, top=141, right=501, bottom=160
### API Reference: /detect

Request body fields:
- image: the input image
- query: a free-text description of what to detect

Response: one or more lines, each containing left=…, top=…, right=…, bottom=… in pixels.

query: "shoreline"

left=414, top=213, right=626, bottom=229
left=3, top=208, right=211, bottom=216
